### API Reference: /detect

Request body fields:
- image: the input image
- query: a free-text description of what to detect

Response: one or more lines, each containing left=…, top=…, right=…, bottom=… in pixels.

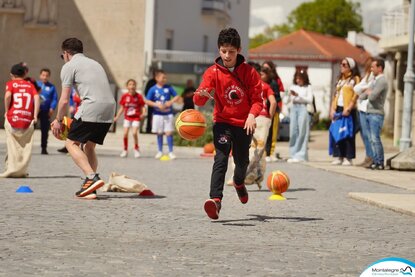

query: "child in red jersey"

left=193, top=28, right=263, bottom=220
left=114, top=79, right=146, bottom=158
left=1, top=64, right=40, bottom=178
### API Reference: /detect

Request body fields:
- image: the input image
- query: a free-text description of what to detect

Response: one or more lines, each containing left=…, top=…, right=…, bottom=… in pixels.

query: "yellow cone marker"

left=160, top=155, right=170, bottom=161
left=268, top=193, right=286, bottom=201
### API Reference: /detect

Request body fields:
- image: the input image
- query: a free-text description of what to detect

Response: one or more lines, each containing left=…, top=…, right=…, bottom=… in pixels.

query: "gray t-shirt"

left=60, top=53, right=116, bottom=123
left=367, top=74, right=388, bottom=115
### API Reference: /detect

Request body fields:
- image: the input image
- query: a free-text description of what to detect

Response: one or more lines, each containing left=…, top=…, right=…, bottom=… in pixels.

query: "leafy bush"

left=174, top=111, right=214, bottom=147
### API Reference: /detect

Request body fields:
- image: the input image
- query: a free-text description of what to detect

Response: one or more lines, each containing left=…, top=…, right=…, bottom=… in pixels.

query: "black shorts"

left=67, top=118, right=112, bottom=145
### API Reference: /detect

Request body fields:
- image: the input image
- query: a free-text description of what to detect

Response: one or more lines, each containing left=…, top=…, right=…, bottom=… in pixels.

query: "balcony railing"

left=201, top=0, right=230, bottom=21
left=153, top=49, right=216, bottom=64
left=381, top=3, right=410, bottom=39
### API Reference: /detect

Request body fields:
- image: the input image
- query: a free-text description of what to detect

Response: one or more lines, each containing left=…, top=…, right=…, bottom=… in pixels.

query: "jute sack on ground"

left=0, top=119, right=34, bottom=178
left=101, top=172, right=147, bottom=193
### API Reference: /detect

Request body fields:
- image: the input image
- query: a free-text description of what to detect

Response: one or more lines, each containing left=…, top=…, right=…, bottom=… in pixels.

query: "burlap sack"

left=101, top=172, right=147, bottom=193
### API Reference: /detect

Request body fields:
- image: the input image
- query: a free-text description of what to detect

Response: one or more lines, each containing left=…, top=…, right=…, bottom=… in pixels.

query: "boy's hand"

left=196, top=88, right=214, bottom=99
left=51, top=119, right=62, bottom=138
left=244, top=114, right=256, bottom=135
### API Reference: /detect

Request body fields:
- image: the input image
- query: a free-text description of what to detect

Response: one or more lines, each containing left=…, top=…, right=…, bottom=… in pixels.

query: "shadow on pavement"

left=97, top=194, right=166, bottom=200
left=214, top=214, right=323, bottom=226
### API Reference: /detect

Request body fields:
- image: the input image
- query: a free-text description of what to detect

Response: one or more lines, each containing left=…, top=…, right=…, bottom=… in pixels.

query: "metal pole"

left=400, top=0, right=415, bottom=151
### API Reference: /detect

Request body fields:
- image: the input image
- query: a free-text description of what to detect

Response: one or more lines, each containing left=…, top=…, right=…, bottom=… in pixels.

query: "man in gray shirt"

left=366, top=58, right=388, bottom=170
left=51, top=38, right=116, bottom=199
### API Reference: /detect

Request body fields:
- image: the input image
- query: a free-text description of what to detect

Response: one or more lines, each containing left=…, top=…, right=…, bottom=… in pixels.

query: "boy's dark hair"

left=40, top=68, right=51, bottom=75
left=154, top=69, right=166, bottom=77
left=374, top=58, right=385, bottom=70
left=126, top=79, right=137, bottom=85
left=10, top=64, right=26, bottom=77
left=61, top=38, right=83, bottom=55
left=247, top=61, right=261, bottom=73
left=217, top=28, right=241, bottom=49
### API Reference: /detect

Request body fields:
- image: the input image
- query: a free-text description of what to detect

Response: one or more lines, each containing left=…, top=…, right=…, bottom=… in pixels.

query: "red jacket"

left=193, top=55, right=263, bottom=127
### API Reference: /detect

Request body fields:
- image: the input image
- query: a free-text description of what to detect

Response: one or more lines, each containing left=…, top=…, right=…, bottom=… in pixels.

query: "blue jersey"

left=36, top=80, right=58, bottom=111
left=146, top=84, right=177, bottom=115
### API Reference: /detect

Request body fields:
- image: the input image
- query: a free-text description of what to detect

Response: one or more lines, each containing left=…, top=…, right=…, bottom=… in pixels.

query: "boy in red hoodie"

left=193, top=28, right=263, bottom=220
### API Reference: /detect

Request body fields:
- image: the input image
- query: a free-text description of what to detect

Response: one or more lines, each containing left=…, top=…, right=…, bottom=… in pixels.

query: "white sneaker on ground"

left=155, top=152, right=163, bottom=159
left=331, top=158, right=343, bottom=165
left=342, top=159, right=352, bottom=166
left=134, top=150, right=141, bottom=158
left=271, top=156, right=279, bottom=162
left=287, top=158, right=300, bottom=163
left=265, top=156, right=272, bottom=162
left=168, top=152, right=176, bottom=160
left=120, top=150, right=128, bottom=158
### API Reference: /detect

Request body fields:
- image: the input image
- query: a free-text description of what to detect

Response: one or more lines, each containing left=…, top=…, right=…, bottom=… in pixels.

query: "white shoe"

left=168, top=152, right=176, bottom=160
left=134, top=150, right=141, bottom=158
left=271, top=156, right=279, bottom=162
left=155, top=152, right=163, bottom=159
left=287, top=158, right=300, bottom=163
left=265, top=156, right=272, bottom=162
left=331, top=158, right=343, bottom=165
left=120, top=150, right=128, bottom=158
left=342, top=159, right=352, bottom=166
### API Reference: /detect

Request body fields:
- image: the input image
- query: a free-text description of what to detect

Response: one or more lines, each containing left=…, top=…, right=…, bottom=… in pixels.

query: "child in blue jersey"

left=145, top=70, right=180, bottom=159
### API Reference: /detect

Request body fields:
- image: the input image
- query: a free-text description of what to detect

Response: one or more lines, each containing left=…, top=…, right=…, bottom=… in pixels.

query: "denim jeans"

left=289, top=104, right=310, bottom=161
left=358, top=111, right=373, bottom=158
left=367, top=113, right=384, bottom=165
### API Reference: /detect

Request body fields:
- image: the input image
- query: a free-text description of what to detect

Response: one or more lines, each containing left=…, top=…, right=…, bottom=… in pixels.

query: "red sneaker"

left=204, top=198, right=221, bottom=220
left=234, top=183, right=248, bottom=204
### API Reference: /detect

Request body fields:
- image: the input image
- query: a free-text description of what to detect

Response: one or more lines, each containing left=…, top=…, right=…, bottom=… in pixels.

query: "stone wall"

left=0, top=0, right=146, bottom=126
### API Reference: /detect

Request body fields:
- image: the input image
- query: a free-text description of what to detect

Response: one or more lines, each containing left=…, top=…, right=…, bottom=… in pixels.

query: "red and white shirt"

left=119, top=92, right=145, bottom=121
left=258, top=81, right=274, bottom=118
left=5, top=79, right=37, bottom=129
left=193, top=55, right=263, bottom=127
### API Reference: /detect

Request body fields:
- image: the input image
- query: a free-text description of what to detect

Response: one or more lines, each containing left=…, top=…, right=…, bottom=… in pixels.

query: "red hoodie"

left=193, top=55, right=263, bottom=127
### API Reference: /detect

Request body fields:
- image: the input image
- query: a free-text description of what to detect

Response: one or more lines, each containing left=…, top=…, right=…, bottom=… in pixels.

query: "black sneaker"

left=75, top=174, right=104, bottom=198
left=371, top=163, right=385, bottom=170
left=234, top=183, right=249, bottom=204
left=41, top=148, right=48, bottom=155
left=204, top=198, right=221, bottom=220
left=77, top=191, right=97, bottom=200
left=57, top=147, right=68, bottom=153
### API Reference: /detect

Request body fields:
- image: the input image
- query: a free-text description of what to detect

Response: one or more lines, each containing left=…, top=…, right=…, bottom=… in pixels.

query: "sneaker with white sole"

left=265, top=156, right=272, bottom=162
left=155, top=152, right=163, bottom=159
left=134, top=149, right=141, bottom=158
left=75, top=174, right=104, bottom=198
left=120, top=150, right=128, bottom=158
left=342, top=159, right=352, bottom=166
left=331, top=158, right=343, bottom=165
left=168, top=152, right=176, bottom=160
left=287, top=158, right=300, bottom=163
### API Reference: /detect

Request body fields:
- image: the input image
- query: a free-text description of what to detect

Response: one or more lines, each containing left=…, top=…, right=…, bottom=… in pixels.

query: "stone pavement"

left=0, top=128, right=414, bottom=276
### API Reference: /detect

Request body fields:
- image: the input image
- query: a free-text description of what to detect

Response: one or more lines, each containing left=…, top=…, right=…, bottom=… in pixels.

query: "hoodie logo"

left=224, top=85, right=244, bottom=105
left=218, top=134, right=230, bottom=144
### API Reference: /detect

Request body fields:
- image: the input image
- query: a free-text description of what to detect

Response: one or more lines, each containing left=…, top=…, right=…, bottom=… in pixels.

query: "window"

left=166, top=29, right=174, bottom=50
left=203, top=35, right=208, bottom=52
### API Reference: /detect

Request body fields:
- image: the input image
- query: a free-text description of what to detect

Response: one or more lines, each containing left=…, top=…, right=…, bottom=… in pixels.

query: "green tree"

left=273, top=0, right=363, bottom=37
left=249, top=33, right=273, bottom=49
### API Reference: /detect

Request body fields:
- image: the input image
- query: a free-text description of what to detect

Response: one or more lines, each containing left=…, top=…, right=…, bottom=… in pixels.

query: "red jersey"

left=119, top=92, right=145, bottom=121
left=5, top=79, right=37, bottom=129
left=258, top=81, right=274, bottom=118
left=194, top=55, right=263, bottom=127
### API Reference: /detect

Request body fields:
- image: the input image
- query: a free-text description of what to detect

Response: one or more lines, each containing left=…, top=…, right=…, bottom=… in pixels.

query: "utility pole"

left=400, top=0, right=415, bottom=151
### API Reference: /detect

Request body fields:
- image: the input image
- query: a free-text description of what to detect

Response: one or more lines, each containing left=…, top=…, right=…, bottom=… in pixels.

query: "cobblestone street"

left=0, top=133, right=414, bottom=276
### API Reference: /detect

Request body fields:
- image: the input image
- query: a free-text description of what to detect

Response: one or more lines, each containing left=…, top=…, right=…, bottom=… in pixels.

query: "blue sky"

left=249, top=0, right=401, bottom=37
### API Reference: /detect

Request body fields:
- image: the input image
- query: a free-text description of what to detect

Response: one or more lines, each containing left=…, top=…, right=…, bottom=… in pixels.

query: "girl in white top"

left=287, top=71, right=314, bottom=163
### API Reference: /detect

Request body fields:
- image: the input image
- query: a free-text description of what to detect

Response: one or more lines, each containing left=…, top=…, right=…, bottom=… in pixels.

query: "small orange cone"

left=139, top=189, right=155, bottom=197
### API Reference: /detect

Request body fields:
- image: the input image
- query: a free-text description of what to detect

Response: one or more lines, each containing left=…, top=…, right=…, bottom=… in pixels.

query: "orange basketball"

left=203, top=143, right=215, bottom=154
left=175, top=109, right=207, bottom=140
left=266, top=170, right=290, bottom=194
left=51, top=116, right=72, bottom=140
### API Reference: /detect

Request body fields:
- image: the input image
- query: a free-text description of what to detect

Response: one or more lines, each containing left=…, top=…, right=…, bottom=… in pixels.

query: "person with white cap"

left=329, top=57, right=361, bottom=166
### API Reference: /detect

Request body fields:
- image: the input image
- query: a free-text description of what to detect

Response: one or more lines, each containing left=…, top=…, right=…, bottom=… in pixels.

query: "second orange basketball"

left=175, top=109, right=207, bottom=140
